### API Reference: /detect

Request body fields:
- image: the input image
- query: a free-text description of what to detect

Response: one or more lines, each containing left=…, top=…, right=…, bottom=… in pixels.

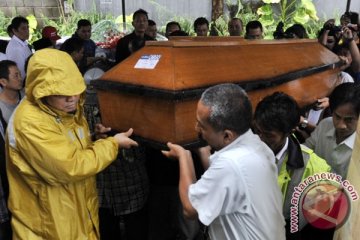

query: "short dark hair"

left=133, top=9, right=148, bottom=21
left=166, top=21, right=182, bottom=32
left=200, top=83, right=252, bottom=135
left=285, top=24, right=308, bottom=39
left=245, top=20, right=263, bottom=33
left=254, top=92, right=300, bottom=134
left=11, top=16, right=28, bottom=31
left=0, top=60, right=17, bottom=81
left=148, top=19, right=156, bottom=26
left=60, top=38, right=84, bottom=54
left=33, top=38, right=53, bottom=51
left=329, top=82, right=360, bottom=116
left=7, top=24, right=13, bottom=36
left=229, top=17, right=243, bottom=25
left=194, top=17, right=209, bottom=31
left=77, top=19, right=91, bottom=30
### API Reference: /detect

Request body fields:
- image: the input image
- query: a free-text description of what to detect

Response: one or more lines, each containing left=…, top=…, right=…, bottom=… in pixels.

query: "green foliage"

left=0, top=0, right=325, bottom=41
left=26, top=14, right=41, bottom=43
left=42, top=8, right=115, bottom=38
left=210, top=0, right=324, bottom=39
left=257, top=0, right=323, bottom=38
left=212, top=0, right=258, bottom=37
left=0, top=10, right=11, bottom=37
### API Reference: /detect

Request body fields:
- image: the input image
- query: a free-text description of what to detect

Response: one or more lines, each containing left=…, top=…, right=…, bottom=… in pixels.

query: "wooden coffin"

left=92, top=37, right=342, bottom=148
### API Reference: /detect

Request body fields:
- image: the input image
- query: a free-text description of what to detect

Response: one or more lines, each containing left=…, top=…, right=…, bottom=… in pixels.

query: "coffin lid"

left=92, top=37, right=341, bottom=102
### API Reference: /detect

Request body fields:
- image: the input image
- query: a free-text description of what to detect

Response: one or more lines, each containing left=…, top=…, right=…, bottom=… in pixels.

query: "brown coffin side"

left=96, top=69, right=339, bottom=147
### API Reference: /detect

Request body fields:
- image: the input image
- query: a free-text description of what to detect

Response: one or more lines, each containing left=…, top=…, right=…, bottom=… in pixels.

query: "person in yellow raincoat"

left=5, top=48, right=138, bottom=240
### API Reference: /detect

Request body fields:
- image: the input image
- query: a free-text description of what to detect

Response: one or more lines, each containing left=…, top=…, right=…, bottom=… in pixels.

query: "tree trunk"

left=211, top=0, right=224, bottom=21
left=210, top=0, right=224, bottom=36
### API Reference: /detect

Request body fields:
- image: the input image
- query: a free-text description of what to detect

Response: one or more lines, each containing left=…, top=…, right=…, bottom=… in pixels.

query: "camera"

left=324, top=24, right=342, bottom=32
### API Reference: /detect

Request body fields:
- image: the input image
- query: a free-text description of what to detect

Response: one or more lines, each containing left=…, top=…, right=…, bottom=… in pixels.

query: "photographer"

left=318, top=19, right=342, bottom=51
left=342, top=25, right=360, bottom=83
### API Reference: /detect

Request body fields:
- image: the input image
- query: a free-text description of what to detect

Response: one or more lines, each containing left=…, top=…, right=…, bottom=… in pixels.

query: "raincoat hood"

left=26, top=48, right=86, bottom=103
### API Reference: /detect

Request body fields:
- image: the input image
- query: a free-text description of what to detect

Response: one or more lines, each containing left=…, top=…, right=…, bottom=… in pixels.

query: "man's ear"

left=0, top=78, right=8, bottom=88
left=223, top=129, right=237, bottom=145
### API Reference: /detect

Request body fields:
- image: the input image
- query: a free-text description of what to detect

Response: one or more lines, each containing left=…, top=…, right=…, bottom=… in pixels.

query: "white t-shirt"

left=189, top=129, right=286, bottom=240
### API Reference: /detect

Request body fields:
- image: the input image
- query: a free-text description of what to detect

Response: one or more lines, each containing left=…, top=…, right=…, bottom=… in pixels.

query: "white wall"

left=314, top=0, right=360, bottom=20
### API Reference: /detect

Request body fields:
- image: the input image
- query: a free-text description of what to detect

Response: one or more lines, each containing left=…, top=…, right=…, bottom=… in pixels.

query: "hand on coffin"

left=113, top=128, right=138, bottom=149
left=162, top=142, right=191, bottom=161
left=316, top=97, right=329, bottom=109
left=93, top=123, right=112, bottom=140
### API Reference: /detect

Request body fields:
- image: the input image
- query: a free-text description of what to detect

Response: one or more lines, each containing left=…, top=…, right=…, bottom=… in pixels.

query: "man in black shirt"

left=115, top=9, right=154, bottom=63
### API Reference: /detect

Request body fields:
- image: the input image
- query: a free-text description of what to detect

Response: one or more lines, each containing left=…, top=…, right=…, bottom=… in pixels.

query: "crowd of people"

left=0, top=7, right=359, bottom=240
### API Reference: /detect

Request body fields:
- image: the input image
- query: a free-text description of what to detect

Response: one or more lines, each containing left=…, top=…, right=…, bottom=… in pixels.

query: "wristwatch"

left=300, top=119, right=308, bottom=130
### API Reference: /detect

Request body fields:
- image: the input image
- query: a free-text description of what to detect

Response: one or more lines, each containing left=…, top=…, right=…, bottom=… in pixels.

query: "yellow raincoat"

left=6, top=49, right=118, bottom=239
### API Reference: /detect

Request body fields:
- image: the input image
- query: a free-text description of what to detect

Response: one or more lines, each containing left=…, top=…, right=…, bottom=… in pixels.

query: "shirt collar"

left=276, top=137, right=288, bottom=163
left=210, top=129, right=252, bottom=162
left=343, top=132, right=356, bottom=149
left=13, top=35, right=28, bottom=47
left=326, top=127, right=356, bottom=149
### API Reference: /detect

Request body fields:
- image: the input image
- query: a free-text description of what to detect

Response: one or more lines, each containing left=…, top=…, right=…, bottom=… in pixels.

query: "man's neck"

left=14, top=35, right=26, bottom=42
left=134, top=31, right=145, bottom=38
left=0, top=89, right=20, bottom=104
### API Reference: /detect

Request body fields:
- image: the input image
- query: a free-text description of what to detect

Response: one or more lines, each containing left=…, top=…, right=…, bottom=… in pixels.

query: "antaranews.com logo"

left=290, top=172, right=358, bottom=233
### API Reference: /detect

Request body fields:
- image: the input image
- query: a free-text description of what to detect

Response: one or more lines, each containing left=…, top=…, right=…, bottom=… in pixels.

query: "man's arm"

left=162, top=142, right=198, bottom=219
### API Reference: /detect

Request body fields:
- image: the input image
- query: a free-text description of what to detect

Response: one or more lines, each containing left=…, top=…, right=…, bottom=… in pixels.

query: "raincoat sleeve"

left=13, top=120, right=119, bottom=185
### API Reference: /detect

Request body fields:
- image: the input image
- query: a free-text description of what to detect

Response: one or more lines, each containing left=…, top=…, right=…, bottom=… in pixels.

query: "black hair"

left=148, top=19, right=156, bottom=26
left=166, top=21, right=182, bottom=32
left=11, top=16, right=28, bottom=31
left=193, top=17, right=209, bottom=31
left=341, top=12, right=359, bottom=25
left=77, top=19, right=91, bottom=30
left=33, top=38, right=53, bottom=51
left=0, top=60, right=17, bottom=81
left=200, top=83, right=252, bottom=135
left=229, top=17, right=243, bottom=25
left=169, top=30, right=189, bottom=37
left=60, top=38, right=84, bottom=54
left=245, top=20, right=263, bottom=33
left=7, top=24, right=13, bottom=36
left=329, top=82, right=360, bottom=116
left=285, top=24, right=308, bottom=39
left=133, top=9, right=148, bottom=21
left=254, top=92, right=300, bottom=134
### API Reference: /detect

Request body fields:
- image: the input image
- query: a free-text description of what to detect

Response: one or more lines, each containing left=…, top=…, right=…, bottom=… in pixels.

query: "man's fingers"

left=123, top=128, right=134, bottom=137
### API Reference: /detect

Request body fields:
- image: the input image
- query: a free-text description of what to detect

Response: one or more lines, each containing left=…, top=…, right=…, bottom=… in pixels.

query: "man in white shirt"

left=305, top=82, right=360, bottom=179
left=162, top=83, right=286, bottom=239
left=5, top=16, right=32, bottom=82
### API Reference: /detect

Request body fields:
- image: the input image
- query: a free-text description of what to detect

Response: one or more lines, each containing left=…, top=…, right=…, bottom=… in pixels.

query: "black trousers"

left=99, top=206, right=148, bottom=240
left=0, top=220, right=11, bottom=240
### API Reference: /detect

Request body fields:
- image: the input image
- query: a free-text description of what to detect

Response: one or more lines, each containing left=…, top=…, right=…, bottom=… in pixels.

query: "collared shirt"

left=276, top=137, right=289, bottom=173
left=6, top=35, right=32, bottom=81
left=189, top=129, right=285, bottom=240
left=305, top=117, right=355, bottom=179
